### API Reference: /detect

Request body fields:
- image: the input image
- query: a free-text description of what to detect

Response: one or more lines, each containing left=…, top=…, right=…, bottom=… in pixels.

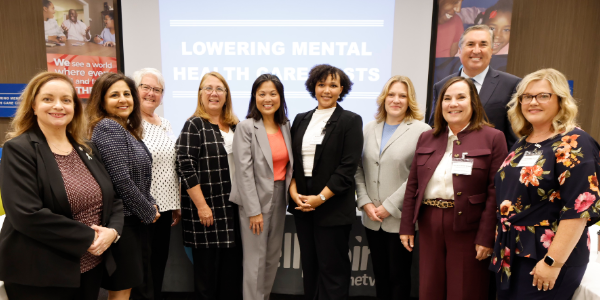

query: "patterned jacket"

left=176, top=117, right=238, bottom=248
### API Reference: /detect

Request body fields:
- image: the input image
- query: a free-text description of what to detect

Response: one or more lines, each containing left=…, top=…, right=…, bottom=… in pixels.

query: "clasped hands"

left=87, top=225, right=118, bottom=256
left=362, top=203, right=390, bottom=222
left=293, top=194, right=324, bottom=212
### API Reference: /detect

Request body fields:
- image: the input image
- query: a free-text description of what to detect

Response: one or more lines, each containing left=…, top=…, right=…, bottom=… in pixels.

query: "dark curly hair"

left=305, top=64, right=353, bottom=101
left=246, top=74, right=288, bottom=125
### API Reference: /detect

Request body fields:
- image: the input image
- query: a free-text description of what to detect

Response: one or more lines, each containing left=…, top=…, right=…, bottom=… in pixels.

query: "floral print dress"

left=490, top=128, right=600, bottom=290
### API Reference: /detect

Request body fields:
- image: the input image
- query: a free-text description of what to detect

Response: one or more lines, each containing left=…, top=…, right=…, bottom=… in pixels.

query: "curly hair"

left=305, top=64, right=353, bottom=101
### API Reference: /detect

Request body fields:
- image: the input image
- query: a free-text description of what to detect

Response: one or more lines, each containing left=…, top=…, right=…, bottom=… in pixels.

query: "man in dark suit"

left=429, top=24, right=521, bottom=149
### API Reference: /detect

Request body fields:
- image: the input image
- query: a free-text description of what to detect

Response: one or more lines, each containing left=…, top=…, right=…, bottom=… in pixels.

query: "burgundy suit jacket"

left=399, top=125, right=507, bottom=248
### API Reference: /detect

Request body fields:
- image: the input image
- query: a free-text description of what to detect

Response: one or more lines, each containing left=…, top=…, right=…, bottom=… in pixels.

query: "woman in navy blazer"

left=230, top=74, right=293, bottom=300
left=0, top=72, right=123, bottom=300
left=399, top=77, right=507, bottom=300
left=289, top=64, right=363, bottom=300
left=87, top=72, right=160, bottom=300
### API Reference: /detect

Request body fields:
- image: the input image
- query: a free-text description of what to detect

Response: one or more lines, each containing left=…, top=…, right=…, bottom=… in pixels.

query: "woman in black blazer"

left=0, top=72, right=123, bottom=300
left=289, top=64, right=363, bottom=300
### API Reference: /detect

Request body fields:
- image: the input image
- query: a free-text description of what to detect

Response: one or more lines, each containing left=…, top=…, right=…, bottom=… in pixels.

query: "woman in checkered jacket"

left=176, top=71, right=243, bottom=300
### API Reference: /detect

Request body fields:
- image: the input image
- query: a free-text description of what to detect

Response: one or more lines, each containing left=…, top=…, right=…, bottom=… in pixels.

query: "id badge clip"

left=452, top=152, right=473, bottom=175
left=517, top=150, right=543, bottom=167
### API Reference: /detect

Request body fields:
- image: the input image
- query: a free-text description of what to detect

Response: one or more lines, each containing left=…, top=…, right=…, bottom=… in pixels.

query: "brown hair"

left=193, top=72, right=239, bottom=126
left=375, top=75, right=424, bottom=123
left=432, top=77, right=492, bottom=136
left=5, top=72, right=90, bottom=152
left=86, top=72, right=143, bottom=140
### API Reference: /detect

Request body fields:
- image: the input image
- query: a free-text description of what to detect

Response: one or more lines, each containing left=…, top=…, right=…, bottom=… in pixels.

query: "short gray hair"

left=132, top=68, right=165, bottom=90
left=458, top=25, right=494, bottom=49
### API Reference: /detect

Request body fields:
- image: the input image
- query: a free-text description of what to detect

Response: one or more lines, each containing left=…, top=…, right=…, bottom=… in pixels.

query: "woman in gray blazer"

left=355, top=76, right=431, bottom=300
left=230, top=74, right=293, bottom=300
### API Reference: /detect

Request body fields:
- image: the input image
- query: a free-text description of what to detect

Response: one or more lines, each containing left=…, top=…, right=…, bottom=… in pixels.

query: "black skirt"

left=102, top=216, right=147, bottom=291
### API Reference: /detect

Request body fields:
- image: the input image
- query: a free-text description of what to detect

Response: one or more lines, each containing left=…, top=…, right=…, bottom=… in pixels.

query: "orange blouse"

left=267, top=128, right=289, bottom=181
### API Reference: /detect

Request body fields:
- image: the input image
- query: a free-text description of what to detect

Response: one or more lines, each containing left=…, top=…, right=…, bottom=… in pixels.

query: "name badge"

left=517, top=150, right=543, bottom=167
left=310, top=134, right=325, bottom=145
left=452, top=158, right=474, bottom=175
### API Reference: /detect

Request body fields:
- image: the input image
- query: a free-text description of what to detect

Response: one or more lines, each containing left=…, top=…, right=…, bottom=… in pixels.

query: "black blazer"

left=289, top=105, right=363, bottom=226
left=0, top=125, right=123, bottom=287
left=429, top=67, right=521, bottom=149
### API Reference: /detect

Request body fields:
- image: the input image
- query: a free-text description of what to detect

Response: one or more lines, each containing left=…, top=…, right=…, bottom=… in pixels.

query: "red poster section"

left=47, top=54, right=117, bottom=98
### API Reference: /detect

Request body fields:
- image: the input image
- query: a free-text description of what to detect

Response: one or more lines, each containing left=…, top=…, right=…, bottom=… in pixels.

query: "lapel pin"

left=79, top=147, right=83, bottom=151
left=86, top=153, right=93, bottom=160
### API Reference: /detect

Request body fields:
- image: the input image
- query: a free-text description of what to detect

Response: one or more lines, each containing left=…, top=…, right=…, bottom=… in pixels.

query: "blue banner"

left=0, top=84, right=26, bottom=117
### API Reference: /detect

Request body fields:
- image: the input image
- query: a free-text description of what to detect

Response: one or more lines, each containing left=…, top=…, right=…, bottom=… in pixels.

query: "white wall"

left=121, top=0, right=433, bottom=118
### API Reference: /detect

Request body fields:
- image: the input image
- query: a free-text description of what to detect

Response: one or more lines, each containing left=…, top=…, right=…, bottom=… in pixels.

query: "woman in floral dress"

left=492, top=68, right=600, bottom=299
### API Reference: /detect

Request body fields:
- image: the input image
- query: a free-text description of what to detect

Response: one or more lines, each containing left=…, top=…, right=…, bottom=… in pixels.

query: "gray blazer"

left=230, top=118, right=293, bottom=217
left=355, top=119, right=431, bottom=233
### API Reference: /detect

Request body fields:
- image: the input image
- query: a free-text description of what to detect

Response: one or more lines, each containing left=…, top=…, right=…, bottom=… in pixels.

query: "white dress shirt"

left=460, top=66, right=489, bottom=93
left=220, top=128, right=236, bottom=178
left=302, top=107, right=336, bottom=176
left=62, top=19, right=89, bottom=41
left=44, top=18, right=65, bottom=42
left=423, top=123, right=469, bottom=200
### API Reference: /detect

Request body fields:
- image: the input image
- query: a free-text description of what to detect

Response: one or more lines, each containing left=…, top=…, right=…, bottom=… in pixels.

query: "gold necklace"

left=49, top=142, right=72, bottom=154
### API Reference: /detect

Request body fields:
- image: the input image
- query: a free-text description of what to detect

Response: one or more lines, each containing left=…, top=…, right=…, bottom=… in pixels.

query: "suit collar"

left=253, top=118, right=274, bottom=173
left=377, top=119, right=412, bottom=155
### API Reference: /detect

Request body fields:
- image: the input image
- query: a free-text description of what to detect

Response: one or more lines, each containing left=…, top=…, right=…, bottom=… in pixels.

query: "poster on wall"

left=43, top=0, right=120, bottom=98
left=432, top=0, right=513, bottom=88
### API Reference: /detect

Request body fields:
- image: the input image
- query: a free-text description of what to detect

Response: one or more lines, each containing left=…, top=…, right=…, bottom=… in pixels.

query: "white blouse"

left=142, top=118, right=181, bottom=212
left=220, top=128, right=236, bottom=178
left=301, top=107, right=336, bottom=177
left=423, top=124, right=469, bottom=200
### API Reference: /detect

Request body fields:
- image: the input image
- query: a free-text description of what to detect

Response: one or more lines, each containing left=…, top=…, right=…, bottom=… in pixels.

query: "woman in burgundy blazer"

left=399, top=77, right=507, bottom=300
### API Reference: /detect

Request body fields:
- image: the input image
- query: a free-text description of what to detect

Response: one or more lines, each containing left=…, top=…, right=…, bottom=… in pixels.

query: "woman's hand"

left=197, top=204, right=214, bottom=227
left=475, top=244, right=493, bottom=261
left=88, top=225, right=117, bottom=256
left=104, top=41, right=115, bottom=47
left=531, top=259, right=561, bottom=291
left=375, top=205, right=391, bottom=220
left=299, top=195, right=325, bottom=210
left=249, top=214, right=264, bottom=235
left=171, top=209, right=181, bottom=226
left=291, top=192, right=313, bottom=212
left=152, top=205, right=161, bottom=223
left=362, top=203, right=382, bottom=222
left=400, top=235, right=415, bottom=252
left=93, top=36, right=101, bottom=43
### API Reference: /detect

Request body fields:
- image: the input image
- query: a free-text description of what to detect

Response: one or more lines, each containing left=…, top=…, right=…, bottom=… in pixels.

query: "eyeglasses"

left=139, top=84, right=163, bottom=95
left=201, top=86, right=227, bottom=95
left=519, top=93, right=553, bottom=104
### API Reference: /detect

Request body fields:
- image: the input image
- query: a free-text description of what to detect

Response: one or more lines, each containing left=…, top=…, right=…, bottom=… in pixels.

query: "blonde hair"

left=507, top=68, right=578, bottom=137
left=193, top=72, right=239, bottom=126
left=375, top=75, right=424, bottom=123
left=5, top=72, right=90, bottom=152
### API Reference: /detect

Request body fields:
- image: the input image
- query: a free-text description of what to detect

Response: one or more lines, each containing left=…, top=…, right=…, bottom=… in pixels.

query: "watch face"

left=544, top=256, right=555, bottom=266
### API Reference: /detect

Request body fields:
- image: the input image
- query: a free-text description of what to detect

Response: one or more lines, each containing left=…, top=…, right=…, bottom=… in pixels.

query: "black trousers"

left=191, top=208, right=243, bottom=300
left=5, top=262, right=104, bottom=300
left=364, top=227, right=412, bottom=300
left=131, top=210, right=173, bottom=300
left=294, top=212, right=352, bottom=300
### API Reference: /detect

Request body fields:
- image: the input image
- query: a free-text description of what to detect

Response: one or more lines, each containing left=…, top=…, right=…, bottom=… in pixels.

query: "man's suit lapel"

left=314, top=105, right=343, bottom=167
left=479, top=68, right=500, bottom=108
left=254, top=118, right=274, bottom=173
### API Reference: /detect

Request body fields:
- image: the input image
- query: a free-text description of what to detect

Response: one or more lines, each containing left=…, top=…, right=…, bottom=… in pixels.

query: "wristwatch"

left=110, top=228, right=121, bottom=243
left=543, top=255, right=564, bottom=268
left=318, top=194, right=327, bottom=201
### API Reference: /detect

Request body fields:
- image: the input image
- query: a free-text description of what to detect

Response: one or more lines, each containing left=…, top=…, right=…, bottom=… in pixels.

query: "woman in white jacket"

left=355, top=75, right=430, bottom=300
